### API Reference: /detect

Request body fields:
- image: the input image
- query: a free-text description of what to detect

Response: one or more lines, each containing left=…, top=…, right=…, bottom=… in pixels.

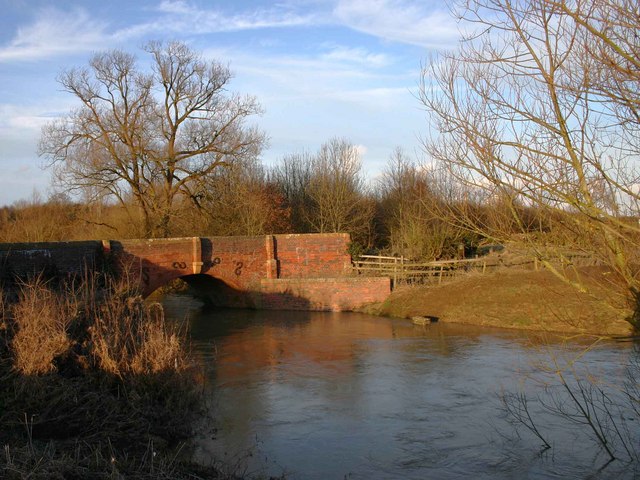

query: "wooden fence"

left=352, top=252, right=598, bottom=287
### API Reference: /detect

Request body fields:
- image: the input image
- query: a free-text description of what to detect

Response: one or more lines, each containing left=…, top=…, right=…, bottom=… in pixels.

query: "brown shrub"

left=0, top=277, right=204, bottom=479
left=130, top=303, right=186, bottom=374
left=90, top=292, right=189, bottom=377
left=5, top=275, right=190, bottom=379
left=0, top=286, right=6, bottom=329
left=10, top=279, right=74, bottom=375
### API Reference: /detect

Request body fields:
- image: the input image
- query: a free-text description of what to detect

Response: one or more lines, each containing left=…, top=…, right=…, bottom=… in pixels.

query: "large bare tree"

left=40, top=41, right=266, bottom=237
left=420, top=0, right=640, bottom=319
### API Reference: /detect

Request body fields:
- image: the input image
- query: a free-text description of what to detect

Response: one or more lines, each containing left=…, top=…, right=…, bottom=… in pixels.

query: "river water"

left=161, top=295, right=639, bottom=479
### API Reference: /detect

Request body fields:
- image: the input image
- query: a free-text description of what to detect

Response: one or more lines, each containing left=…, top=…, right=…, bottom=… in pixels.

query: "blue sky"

left=0, top=0, right=460, bottom=206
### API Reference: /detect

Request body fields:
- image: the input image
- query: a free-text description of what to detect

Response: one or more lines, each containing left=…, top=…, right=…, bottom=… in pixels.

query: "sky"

left=0, top=0, right=460, bottom=206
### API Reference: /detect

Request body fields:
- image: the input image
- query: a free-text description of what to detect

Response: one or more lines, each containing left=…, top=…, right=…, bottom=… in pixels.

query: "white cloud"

left=354, top=144, right=368, bottom=157
left=321, top=46, right=390, bottom=67
left=204, top=43, right=413, bottom=102
left=146, top=0, right=317, bottom=35
left=157, top=0, right=193, bottom=15
left=333, top=0, right=459, bottom=48
left=327, top=86, right=410, bottom=105
left=0, top=2, right=319, bottom=63
left=0, top=103, right=67, bottom=131
left=0, top=8, right=113, bottom=62
left=1, top=106, right=35, bottom=131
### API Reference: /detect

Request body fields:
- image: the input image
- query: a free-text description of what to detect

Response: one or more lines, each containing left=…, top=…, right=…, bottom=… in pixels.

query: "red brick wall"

left=273, top=233, right=351, bottom=278
left=1, top=234, right=392, bottom=311
left=111, top=237, right=198, bottom=296
left=201, top=236, right=268, bottom=289
left=258, top=277, right=391, bottom=311
left=0, top=241, right=104, bottom=287
left=111, top=234, right=354, bottom=296
left=113, top=236, right=272, bottom=295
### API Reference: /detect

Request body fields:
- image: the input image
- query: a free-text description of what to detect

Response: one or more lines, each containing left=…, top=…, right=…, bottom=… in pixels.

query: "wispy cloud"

left=0, top=2, right=320, bottom=62
left=0, top=8, right=113, bottom=62
left=0, top=1, right=456, bottom=63
left=321, top=46, right=390, bottom=68
left=199, top=43, right=416, bottom=114
left=326, top=86, right=411, bottom=107
left=125, top=0, right=318, bottom=37
left=0, top=104, right=59, bottom=131
left=333, top=0, right=459, bottom=48
left=217, top=50, right=404, bottom=98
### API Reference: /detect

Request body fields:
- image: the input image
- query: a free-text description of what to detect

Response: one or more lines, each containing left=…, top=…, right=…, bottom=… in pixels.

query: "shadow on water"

left=159, top=293, right=640, bottom=480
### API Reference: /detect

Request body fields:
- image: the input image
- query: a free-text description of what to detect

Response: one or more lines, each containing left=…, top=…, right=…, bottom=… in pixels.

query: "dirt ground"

left=364, top=267, right=635, bottom=337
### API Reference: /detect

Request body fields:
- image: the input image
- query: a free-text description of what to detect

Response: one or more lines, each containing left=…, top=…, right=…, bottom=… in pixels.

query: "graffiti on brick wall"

left=203, top=257, right=221, bottom=269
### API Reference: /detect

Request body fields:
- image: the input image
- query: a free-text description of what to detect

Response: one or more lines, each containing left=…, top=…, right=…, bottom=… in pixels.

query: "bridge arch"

left=177, top=274, right=256, bottom=309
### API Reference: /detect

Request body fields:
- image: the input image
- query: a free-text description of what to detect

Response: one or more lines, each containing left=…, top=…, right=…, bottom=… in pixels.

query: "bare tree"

left=39, top=41, right=266, bottom=237
left=270, top=138, right=375, bottom=246
left=420, top=0, right=640, bottom=319
left=269, top=151, right=315, bottom=233
left=306, top=138, right=375, bottom=245
left=378, top=148, right=467, bottom=259
left=200, top=158, right=291, bottom=236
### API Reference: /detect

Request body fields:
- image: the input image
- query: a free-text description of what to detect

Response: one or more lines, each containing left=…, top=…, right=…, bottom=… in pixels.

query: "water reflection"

left=161, top=294, right=639, bottom=480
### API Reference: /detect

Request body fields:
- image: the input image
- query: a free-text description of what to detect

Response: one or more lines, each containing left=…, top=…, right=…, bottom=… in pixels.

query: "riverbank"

left=0, top=278, right=226, bottom=479
left=362, top=267, right=634, bottom=336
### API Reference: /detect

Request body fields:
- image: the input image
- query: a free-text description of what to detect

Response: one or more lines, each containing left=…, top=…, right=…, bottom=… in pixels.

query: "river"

left=161, top=294, right=639, bottom=479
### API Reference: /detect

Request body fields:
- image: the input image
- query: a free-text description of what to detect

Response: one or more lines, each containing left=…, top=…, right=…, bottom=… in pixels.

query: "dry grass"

left=0, top=288, right=7, bottom=353
left=0, top=275, right=211, bottom=479
left=10, top=278, right=75, bottom=375
left=90, top=295, right=188, bottom=377
left=375, top=267, right=634, bottom=336
left=4, top=275, right=191, bottom=378
left=2, top=440, right=227, bottom=480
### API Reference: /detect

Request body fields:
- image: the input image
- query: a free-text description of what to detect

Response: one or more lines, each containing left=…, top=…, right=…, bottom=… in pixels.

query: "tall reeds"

left=10, top=277, right=74, bottom=375
left=90, top=295, right=187, bottom=377
left=0, top=273, right=208, bottom=478
left=4, top=274, right=191, bottom=377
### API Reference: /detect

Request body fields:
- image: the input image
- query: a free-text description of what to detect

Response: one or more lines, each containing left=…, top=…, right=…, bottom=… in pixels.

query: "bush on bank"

left=0, top=275, right=220, bottom=479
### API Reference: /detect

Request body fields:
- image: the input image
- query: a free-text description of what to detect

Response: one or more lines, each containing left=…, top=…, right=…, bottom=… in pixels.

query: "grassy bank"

left=365, top=267, right=634, bottom=336
left=0, top=276, right=223, bottom=479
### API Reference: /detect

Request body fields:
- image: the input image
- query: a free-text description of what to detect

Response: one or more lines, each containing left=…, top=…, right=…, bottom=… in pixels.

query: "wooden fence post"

left=393, top=257, right=397, bottom=286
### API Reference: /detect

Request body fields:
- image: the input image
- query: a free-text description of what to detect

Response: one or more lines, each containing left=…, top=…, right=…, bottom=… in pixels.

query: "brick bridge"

left=0, top=233, right=390, bottom=311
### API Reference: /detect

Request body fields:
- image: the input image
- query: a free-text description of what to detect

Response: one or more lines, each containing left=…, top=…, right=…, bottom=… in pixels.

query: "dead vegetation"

left=0, top=275, right=220, bottom=479
left=10, top=278, right=75, bottom=375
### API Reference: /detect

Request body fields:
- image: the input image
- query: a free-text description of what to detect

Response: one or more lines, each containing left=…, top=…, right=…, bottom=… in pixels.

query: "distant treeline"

left=1, top=137, right=566, bottom=263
